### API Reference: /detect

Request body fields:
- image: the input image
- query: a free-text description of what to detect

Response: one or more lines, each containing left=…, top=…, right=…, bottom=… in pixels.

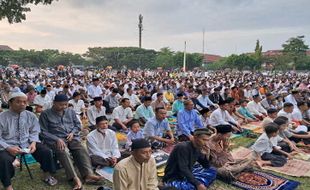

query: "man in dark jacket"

left=163, top=128, right=216, bottom=190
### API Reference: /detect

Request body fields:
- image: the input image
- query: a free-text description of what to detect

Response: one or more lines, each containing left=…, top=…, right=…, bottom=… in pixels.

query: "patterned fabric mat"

left=232, top=170, right=299, bottom=190
left=242, top=121, right=264, bottom=134
left=231, top=146, right=254, bottom=160
left=262, top=159, right=310, bottom=177
left=231, top=146, right=310, bottom=177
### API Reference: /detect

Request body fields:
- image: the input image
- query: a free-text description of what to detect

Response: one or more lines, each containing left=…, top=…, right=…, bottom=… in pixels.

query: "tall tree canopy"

left=282, top=36, right=309, bottom=69
left=0, top=0, right=56, bottom=23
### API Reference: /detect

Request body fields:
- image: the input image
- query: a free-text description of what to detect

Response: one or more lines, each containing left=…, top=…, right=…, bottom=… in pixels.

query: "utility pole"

left=202, top=28, right=205, bottom=65
left=183, top=41, right=187, bottom=72
left=138, top=14, right=143, bottom=48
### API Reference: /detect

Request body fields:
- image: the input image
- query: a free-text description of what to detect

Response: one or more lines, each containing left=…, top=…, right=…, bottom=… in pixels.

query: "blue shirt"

left=0, top=110, right=40, bottom=150
left=144, top=117, right=171, bottom=138
left=135, top=104, right=155, bottom=120
left=39, top=108, right=81, bottom=146
left=177, top=109, right=204, bottom=136
left=238, top=107, right=256, bottom=119
left=127, top=130, right=144, bottom=142
left=172, top=100, right=184, bottom=115
left=125, top=130, right=144, bottom=149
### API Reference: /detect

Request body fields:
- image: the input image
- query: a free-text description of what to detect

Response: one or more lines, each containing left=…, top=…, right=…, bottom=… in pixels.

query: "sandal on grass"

left=43, top=176, right=58, bottom=186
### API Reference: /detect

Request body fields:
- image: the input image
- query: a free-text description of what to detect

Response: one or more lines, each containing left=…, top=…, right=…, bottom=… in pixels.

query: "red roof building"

left=0, top=45, right=13, bottom=51
left=203, top=54, right=222, bottom=64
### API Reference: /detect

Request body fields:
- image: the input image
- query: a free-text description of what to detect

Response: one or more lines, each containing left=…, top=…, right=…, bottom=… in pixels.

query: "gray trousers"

left=52, top=140, right=93, bottom=180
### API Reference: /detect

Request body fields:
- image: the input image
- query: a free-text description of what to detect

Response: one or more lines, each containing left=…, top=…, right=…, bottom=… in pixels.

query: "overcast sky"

left=0, top=0, right=309, bottom=56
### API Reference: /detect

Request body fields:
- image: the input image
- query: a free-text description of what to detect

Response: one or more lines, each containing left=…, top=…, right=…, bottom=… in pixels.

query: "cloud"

left=0, top=0, right=309, bottom=55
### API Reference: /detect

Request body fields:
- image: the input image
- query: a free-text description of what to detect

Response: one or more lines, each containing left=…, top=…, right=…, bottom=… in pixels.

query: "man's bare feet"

left=255, top=160, right=271, bottom=169
left=72, top=177, right=83, bottom=190
left=84, top=175, right=104, bottom=183
left=5, top=185, right=13, bottom=190
left=12, top=158, right=20, bottom=168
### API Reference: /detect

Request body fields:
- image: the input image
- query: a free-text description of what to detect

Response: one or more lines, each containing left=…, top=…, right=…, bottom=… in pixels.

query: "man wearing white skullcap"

left=0, top=92, right=58, bottom=190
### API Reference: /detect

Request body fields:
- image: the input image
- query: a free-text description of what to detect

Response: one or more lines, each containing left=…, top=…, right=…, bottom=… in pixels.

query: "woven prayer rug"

left=232, top=170, right=299, bottom=190
left=231, top=146, right=253, bottom=160
left=262, top=159, right=310, bottom=177
left=298, top=145, right=310, bottom=154
left=242, top=122, right=264, bottom=134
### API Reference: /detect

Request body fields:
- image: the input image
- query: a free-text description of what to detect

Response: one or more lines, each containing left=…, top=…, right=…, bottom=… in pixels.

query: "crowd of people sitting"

left=0, top=67, right=309, bottom=190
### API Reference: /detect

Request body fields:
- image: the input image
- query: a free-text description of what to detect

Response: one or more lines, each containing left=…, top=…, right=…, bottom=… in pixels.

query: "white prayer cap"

left=8, top=92, right=27, bottom=101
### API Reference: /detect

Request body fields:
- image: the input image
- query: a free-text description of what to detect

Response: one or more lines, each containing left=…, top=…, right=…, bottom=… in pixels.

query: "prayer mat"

left=242, top=122, right=264, bottom=134
left=157, top=166, right=165, bottom=177
left=293, top=152, right=310, bottom=161
left=162, top=144, right=175, bottom=154
left=19, top=154, right=37, bottom=165
left=231, top=147, right=254, bottom=160
left=232, top=170, right=299, bottom=190
left=262, top=159, right=310, bottom=177
left=96, top=167, right=114, bottom=183
left=116, top=132, right=127, bottom=147
left=297, top=144, right=310, bottom=154
left=230, top=133, right=243, bottom=139
left=152, top=150, right=170, bottom=167
left=167, top=116, right=177, bottom=128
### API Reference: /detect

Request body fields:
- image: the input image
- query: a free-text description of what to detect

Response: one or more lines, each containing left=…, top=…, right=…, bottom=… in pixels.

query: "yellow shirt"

left=164, top=92, right=174, bottom=103
left=113, top=155, right=159, bottom=190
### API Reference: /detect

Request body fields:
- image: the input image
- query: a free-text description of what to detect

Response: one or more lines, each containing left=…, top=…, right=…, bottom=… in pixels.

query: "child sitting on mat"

left=274, top=116, right=310, bottom=146
left=199, top=108, right=216, bottom=133
left=125, top=120, right=144, bottom=149
left=252, top=123, right=289, bottom=168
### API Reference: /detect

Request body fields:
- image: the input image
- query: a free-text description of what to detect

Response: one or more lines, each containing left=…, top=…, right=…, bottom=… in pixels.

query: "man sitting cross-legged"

left=39, top=94, right=103, bottom=190
left=144, top=107, right=175, bottom=149
left=87, top=116, right=121, bottom=168
left=176, top=100, right=204, bottom=141
left=209, top=124, right=255, bottom=182
left=163, top=128, right=216, bottom=190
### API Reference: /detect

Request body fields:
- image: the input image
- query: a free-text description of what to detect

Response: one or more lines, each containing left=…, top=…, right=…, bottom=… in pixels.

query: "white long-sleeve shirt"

left=284, top=94, right=298, bottom=108
left=247, top=101, right=267, bottom=116
left=197, top=95, right=215, bottom=108
left=88, top=84, right=103, bottom=99
left=87, top=105, right=106, bottom=126
left=209, top=108, right=237, bottom=126
left=86, top=129, right=121, bottom=159
left=33, top=95, right=52, bottom=110
left=123, top=93, right=141, bottom=107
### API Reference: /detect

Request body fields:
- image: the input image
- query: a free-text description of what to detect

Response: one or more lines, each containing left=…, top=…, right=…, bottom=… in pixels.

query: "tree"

left=225, top=54, right=259, bottom=70
left=84, top=47, right=157, bottom=69
left=154, top=47, right=174, bottom=69
left=0, top=0, right=56, bottom=23
left=282, top=36, right=309, bottom=70
left=254, top=39, right=263, bottom=66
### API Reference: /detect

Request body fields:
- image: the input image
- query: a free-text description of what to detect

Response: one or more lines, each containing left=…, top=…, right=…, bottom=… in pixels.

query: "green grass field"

left=7, top=137, right=310, bottom=190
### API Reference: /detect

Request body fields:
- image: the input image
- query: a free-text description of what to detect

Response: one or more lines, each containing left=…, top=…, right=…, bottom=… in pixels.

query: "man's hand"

left=57, top=139, right=66, bottom=151
left=223, top=139, right=230, bottom=151
left=109, top=157, right=118, bottom=166
left=66, top=133, right=74, bottom=142
left=232, top=126, right=242, bottom=133
left=6, top=146, right=23, bottom=156
left=197, top=183, right=207, bottom=190
left=165, top=138, right=175, bottom=145
left=287, top=153, right=293, bottom=160
left=28, top=142, right=37, bottom=154
left=121, top=124, right=128, bottom=131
